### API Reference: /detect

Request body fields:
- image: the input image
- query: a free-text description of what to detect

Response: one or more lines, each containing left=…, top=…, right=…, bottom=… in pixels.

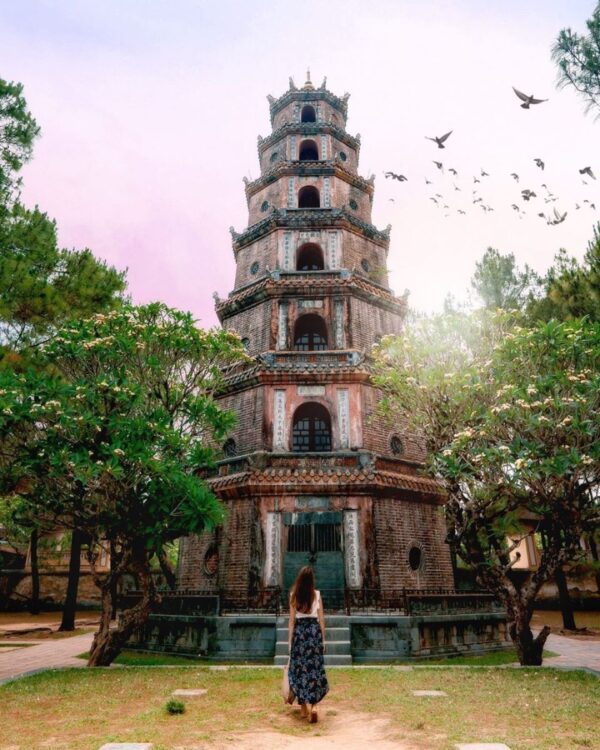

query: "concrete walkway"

left=0, top=631, right=93, bottom=683
left=542, top=632, right=600, bottom=675
left=0, top=630, right=598, bottom=685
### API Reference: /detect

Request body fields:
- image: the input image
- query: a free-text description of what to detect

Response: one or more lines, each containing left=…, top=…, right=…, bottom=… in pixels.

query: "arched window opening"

left=298, top=186, right=320, bottom=208
left=301, top=105, right=316, bottom=123
left=292, top=402, right=332, bottom=452
left=299, top=139, right=319, bottom=161
left=296, top=243, right=324, bottom=271
left=294, top=313, right=328, bottom=351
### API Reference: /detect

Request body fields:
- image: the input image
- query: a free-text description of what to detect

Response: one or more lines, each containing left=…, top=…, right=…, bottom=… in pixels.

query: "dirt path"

left=209, top=710, right=415, bottom=750
left=0, top=631, right=93, bottom=683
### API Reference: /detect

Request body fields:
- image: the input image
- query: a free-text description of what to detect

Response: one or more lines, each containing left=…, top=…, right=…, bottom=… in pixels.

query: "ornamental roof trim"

left=244, top=161, right=374, bottom=201
left=215, top=271, right=406, bottom=320
left=267, top=81, right=349, bottom=125
left=257, top=122, right=360, bottom=154
left=230, top=207, right=391, bottom=250
left=208, top=465, right=443, bottom=499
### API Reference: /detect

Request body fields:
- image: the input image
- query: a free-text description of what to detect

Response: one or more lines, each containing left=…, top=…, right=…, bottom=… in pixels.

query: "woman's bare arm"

left=288, top=601, right=296, bottom=652
left=318, top=593, right=326, bottom=648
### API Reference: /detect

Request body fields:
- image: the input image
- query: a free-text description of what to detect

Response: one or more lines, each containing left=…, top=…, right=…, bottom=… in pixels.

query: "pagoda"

left=178, top=73, right=455, bottom=607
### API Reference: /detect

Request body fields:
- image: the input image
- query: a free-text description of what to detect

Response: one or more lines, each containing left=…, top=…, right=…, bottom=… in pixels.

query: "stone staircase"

left=274, top=615, right=352, bottom=666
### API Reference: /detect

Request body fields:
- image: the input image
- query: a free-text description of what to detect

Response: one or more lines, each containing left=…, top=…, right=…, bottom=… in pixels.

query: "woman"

left=287, top=565, right=329, bottom=723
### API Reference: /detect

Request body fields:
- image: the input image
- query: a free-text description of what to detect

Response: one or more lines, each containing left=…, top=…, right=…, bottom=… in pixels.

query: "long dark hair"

left=290, top=565, right=316, bottom=613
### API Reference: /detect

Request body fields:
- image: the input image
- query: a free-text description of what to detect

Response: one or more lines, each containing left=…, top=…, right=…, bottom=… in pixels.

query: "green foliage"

left=471, top=247, right=540, bottom=311
left=0, top=303, right=247, bottom=559
left=373, top=311, right=600, bottom=654
left=0, top=203, right=126, bottom=356
left=165, top=699, right=185, bottom=715
left=531, top=226, right=600, bottom=322
left=0, top=78, right=40, bottom=202
left=553, top=2, right=600, bottom=117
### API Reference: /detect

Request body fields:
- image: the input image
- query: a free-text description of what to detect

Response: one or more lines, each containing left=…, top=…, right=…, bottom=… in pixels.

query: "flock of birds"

left=383, top=87, right=597, bottom=226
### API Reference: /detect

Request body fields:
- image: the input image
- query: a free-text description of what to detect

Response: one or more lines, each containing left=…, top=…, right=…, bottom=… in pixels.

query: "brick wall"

left=218, top=499, right=257, bottom=593
left=373, top=497, right=454, bottom=589
left=348, top=296, right=402, bottom=350
left=223, top=301, right=273, bottom=355
left=178, top=531, right=219, bottom=591
left=217, top=387, right=265, bottom=453
left=361, top=384, right=426, bottom=462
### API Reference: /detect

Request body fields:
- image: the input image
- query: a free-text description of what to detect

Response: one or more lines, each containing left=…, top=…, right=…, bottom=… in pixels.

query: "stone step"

left=274, top=653, right=352, bottom=667
left=276, top=626, right=349, bottom=641
left=275, top=640, right=351, bottom=656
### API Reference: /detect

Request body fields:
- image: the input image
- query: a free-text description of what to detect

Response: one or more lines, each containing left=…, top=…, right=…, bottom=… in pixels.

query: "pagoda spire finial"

left=303, top=68, right=314, bottom=90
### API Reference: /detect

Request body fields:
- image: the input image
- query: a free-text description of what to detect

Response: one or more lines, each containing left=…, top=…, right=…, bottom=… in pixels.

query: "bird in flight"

left=426, top=131, right=453, bottom=149
left=481, top=169, right=490, bottom=177
left=425, top=178, right=432, bottom=185
left=521, top=189, right=537, bottom=201
left=388, top=198, right=395, bottom=202
left=548, top=208, right=567, bottom=225
left=433, top=161, right=444, bottom=172
left=510, top=173, right=519, bottom=182
left=449, top=168, right=458, bottom=176
left=473, top=176, right=480, bottom=183
left=575, top=203, right=581, bottom=210
left=512, top=87, right=548, bottom=108
left=534, top=158, right=545, bottom=170
left=511, top=204, right=520, bottom=211
left=384, top=172, right=407, bottom=181
left=454, top=184, right=461, bottom=191
left=579, top=166, right=596, bottom=180
left=457, top=209, right=466, bottom=215
left=430, top=197, right=439, bottom=204
left=473, top=197, right=483, bottom=204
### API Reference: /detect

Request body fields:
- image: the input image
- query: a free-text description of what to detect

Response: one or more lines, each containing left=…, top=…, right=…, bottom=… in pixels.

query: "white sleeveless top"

left=296, top=590, right=321, bottom=619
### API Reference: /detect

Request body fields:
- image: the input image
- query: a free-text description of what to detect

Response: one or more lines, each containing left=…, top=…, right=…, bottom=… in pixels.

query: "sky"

left=1, top=0, right=599, bottom=326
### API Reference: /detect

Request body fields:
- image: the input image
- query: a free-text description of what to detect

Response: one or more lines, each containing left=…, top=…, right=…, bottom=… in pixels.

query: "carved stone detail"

left=323, top=177, right=331, bottom=208
left=264, top=512, right=282, bottom=586
left=344, top=510, right=361, bottom=588
left=277, top=302, right=288, bottom=350
left=334, top=298, right=345, bottom=349
left=320, top=134, right=328, bottom=161
left=273, top=389, right=287, bottom=450
left=327, top=231, right=339, bottom=270
left=287, top=177, right=296, bottom=208
left=337, top=388, right=350, bottom=448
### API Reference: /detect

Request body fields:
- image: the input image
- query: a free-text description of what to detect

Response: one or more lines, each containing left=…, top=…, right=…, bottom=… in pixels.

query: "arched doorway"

left=298, top=186, right=320, bottom=208
left=299, top=139, right=319, bottom=161
left=292, top=402, right=332, bottom=452
left=296, top=243, right=324, bottom=271
left=293, top=314, right=328, bottom=351
left=301, top=105, right=316, bottom=123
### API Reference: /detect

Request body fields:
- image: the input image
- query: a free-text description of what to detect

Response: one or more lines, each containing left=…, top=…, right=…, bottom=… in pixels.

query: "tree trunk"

left=29, top=529, right=40, bottom=615
left=109, top=541, right=118, bottom=620
left=87, top=552, right=157, bottom=667
left=554, top=566, right=576, bottom=630
left=508, top=609, right=551, bottom=666
left=157, top=547, right=177, bottom=591
left=588, top=535, right=600, bottom=594
left=59, top=529, right=83, bottom=631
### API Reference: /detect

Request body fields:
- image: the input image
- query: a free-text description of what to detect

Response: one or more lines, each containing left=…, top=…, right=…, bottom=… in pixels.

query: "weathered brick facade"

left=179, top=74, right=454, bottom=604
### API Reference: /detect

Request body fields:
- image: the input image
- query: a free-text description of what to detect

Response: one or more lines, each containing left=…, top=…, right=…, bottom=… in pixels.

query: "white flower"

left=581, top=455, right=593, bottom=466
left=498, top=446, right=510, bottom=454
left=515, top=458, right=528, bottom=470
left=527, top=387, right=537, bottom=396
left=560, top=416, right=573, bottom=427
left=442, top=449, right=453, bottom=457
left=113, top=448, right=125, bottom=456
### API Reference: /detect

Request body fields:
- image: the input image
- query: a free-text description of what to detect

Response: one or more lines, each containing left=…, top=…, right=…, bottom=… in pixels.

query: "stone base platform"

left=126, top=611, right=510, bottom=663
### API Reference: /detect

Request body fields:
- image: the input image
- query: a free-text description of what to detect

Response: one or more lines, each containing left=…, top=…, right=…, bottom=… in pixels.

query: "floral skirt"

left=288, top=617, right=329, bottom=705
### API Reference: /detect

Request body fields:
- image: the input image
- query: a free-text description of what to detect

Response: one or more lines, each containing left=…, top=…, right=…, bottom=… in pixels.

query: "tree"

left=0, top=78, right=126, bottom=628
left=531, top=226, right=600, bottom=323
left=373, top=312, right=599, bottom=665
left=0, top=304, right=247, bottom=665
left=553, top=2, right=600, bottom=117
left=0, top=78, right=39, bottom=202
left=471, top=247, right=540, bottom=311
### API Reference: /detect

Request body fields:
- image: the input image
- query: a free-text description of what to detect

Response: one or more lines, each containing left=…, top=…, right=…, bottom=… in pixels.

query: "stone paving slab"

left=456, top=745, right=511, bottom=750
left=413, top=689, right=447, bottom=696
left=209, top=665, right=229, bottom=671
left=171, top=688, right=207, bottom=696
left=99, top=744, right=153, bottom=750
left=0, top=631, right=93, bottom=683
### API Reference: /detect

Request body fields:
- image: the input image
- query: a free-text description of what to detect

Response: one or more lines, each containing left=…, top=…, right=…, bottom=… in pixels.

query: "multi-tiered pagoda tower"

left=178, top=74, right=454, bottom=606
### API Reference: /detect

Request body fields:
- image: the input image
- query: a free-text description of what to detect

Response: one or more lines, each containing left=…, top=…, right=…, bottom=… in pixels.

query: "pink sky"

left=1, top=1, right=599, bottom=327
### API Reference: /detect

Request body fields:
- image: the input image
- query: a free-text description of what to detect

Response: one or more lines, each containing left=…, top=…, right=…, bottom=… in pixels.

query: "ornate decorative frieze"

left=298, top=385, right=326, bottom=396
left=282, top=231, right=293, bottom=270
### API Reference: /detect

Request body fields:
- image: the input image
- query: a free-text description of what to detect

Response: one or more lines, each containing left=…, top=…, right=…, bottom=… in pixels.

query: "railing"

left=118, top=587, right=502, bottom=617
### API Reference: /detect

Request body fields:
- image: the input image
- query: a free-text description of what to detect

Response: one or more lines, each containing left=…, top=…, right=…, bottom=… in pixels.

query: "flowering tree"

left=373, top=312, right=600, bottom=665
left=0, top=304, right=247, bottom=665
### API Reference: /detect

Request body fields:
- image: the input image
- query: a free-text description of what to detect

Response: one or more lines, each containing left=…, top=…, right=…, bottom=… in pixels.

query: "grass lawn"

left=0, top=666, right=597, bottom=750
